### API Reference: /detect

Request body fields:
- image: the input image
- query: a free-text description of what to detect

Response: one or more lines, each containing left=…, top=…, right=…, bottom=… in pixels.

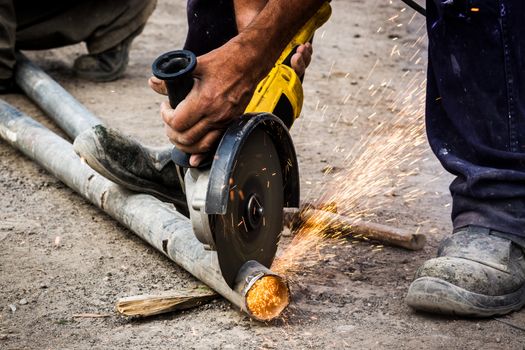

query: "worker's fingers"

left=290, top=53, right=306, bottom=78
left=290, top=43, right=313, bottom=77
left=162, top=100, right=185, bottom=134
left=160, top=97, right=206, bottom=133
left=187, top=129, right=222, bottom=154
left=166, top=128, right=223, bottom=155
left=189, top=153, right=208, bottom=167
left=149, top=76, right=168, bottom=95
left=164, top=116, right=223, bottom=150
left=299, top=42, right=313, bottom=68
left=163, top=112, right=213, bottom=146
left=186, top=129, right=225, bottom=166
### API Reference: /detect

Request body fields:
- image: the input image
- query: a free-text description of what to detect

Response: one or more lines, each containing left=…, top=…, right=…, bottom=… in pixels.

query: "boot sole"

left=406, top=276, right=525, bottom=317
left=74, top=136, right=188, bottom=212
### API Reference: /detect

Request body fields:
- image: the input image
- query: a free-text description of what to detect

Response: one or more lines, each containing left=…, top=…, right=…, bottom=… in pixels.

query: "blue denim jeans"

left=426, top=0, right=525, bottom=238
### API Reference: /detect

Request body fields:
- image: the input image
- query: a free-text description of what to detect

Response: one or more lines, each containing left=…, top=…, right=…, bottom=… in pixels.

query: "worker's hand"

left=149, top=43, right=313, bottom=167
left=153, top=44, right=257, bottom=167
left=148, top=42, right=312, bottom=96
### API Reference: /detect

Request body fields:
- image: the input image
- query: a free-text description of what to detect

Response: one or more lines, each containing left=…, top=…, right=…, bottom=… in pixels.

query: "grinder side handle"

left=152, top=50, right=209, bottom=168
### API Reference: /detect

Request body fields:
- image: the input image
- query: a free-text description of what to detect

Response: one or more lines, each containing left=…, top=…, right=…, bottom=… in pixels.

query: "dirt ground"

left=1, top=0, right=525, bottom=349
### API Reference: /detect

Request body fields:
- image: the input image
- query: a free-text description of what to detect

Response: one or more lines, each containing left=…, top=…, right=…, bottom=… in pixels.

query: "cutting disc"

left=212, top=127, right=284, bottom=287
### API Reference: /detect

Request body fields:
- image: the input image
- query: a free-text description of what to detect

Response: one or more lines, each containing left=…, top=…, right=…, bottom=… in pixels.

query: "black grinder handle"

left=152, top=50, right=199, bottom=168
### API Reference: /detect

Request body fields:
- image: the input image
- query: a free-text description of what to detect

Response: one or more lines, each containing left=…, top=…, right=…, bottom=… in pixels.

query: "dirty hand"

left=149, top=42, right=312, bottom=95
left=149, top=43, right=313, bottom=167
left=149, top=45, right=258, bottom=167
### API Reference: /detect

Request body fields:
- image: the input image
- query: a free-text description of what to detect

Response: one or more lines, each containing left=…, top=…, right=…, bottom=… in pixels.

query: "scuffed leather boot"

left=406, top=226, right=525, bottom=317
left=73, top=125, right=187, bottom=211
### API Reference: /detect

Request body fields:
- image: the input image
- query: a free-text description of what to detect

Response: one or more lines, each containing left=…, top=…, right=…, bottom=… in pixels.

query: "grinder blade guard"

left=188, top=113, right=299, bottom=287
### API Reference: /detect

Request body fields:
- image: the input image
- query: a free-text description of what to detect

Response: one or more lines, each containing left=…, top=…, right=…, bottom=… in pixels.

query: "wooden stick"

left=284, top=207, right=426, bottom=250
left=116, top=287, right=218, bottom=317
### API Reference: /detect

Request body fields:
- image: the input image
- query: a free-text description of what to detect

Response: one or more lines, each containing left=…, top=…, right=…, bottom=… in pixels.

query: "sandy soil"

left=1, top=0, right=524, bottom=349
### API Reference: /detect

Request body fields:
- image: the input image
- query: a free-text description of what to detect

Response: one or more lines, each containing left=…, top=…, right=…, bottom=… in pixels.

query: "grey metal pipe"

left=14, top=54, right=102, bottom=139
left=0, top=100, right=289, bottom=321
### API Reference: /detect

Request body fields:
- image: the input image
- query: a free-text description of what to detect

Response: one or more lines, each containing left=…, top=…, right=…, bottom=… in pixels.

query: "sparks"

left=272, top=8, right=430, bottom=280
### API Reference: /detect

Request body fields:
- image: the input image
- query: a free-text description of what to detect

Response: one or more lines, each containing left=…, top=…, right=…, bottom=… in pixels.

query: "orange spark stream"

left=273, top=10, right=429, bottom=278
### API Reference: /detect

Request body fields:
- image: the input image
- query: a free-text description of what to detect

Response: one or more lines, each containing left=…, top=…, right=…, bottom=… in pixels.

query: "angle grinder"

left=152, top=2, right=332, bottom=287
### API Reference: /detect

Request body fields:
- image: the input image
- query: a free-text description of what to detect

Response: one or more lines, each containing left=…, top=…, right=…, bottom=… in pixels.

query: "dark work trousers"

left=183, top=0, right=237, bottom=56
left=426, top=0, right=525, bottom=241
left=0, top=0, right=157, bottom=79
left=185, top=0, right=525, bottom=242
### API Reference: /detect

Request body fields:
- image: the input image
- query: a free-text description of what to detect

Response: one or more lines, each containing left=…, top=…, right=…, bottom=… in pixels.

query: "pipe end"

left=245, top=274, right=290, bottom=321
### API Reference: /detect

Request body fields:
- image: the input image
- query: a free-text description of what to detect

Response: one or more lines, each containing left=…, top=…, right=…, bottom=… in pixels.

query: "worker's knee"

left=137, top=0, right=158, bottom=22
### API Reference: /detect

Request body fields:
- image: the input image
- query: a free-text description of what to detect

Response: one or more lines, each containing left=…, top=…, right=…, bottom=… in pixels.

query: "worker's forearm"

left=227, top=0, right=326, bottom=85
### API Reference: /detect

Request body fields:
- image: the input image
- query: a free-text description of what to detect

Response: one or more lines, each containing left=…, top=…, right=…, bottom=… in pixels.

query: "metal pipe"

left=14, top=54, right=102, bottom=139
left=0, top=101, right=289, bottom=320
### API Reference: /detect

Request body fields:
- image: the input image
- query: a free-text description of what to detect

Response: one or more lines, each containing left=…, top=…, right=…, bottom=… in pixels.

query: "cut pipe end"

left=235, top=260, right=290, bottom=321
left=245, top=274, right=290, bottom=321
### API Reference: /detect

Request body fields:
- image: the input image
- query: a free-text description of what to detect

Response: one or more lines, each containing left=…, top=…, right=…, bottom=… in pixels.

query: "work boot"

left=73, top=35, right=134, bottom=82
left=406, top=226, right=525, bottom=317
left=73, top=125, right=187, bottom=211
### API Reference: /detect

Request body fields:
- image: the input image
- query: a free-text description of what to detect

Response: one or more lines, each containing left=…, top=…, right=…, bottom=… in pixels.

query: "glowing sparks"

left=272, top=8, right=429, bottom=279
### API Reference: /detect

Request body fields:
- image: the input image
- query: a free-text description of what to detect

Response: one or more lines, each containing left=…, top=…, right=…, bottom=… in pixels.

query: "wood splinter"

left=116, top=287, right=218, bottom=317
